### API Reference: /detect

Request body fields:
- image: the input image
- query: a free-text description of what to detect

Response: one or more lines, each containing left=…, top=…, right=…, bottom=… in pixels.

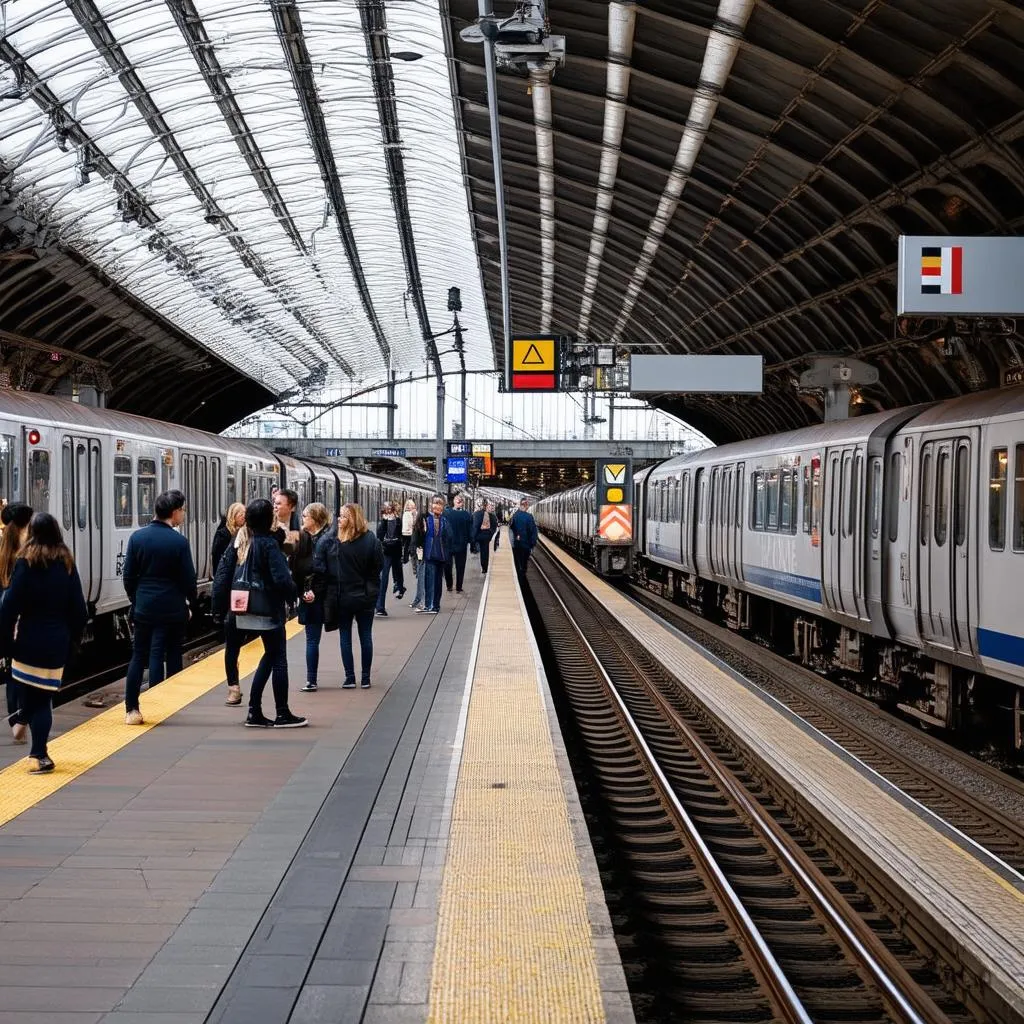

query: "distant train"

left=0, top=390, right=465, bottom=644
left=537, top=386, right=1024, bottom=748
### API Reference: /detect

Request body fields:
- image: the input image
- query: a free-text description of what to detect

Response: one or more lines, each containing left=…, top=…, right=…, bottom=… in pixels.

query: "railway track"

left=527, top=545, right=983, bottom=1024
left=622, top=582, right=1024, bottom=875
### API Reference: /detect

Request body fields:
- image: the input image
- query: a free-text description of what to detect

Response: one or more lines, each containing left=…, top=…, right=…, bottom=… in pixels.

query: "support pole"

left=460, top=363, right=468, bottom=441
left=479, top=0, right=512, bottom=389
left=386, top=370, right=396, bottom=439
left=436, top=378, right=446, bottom=496
left=608, top=395, right=614, bottom=440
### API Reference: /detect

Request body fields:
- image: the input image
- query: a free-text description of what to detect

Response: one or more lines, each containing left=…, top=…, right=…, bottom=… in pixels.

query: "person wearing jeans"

left=418, top=496, right=452, bottom=615
left=338, top=607, right=375, bottom=687
left=471, top=501, right=496, bottom=575
left=295, top=504, right=331, bottom=693
left=443, top=494, right=472, bottom=593
left=375, top=504, right=405, bottom=616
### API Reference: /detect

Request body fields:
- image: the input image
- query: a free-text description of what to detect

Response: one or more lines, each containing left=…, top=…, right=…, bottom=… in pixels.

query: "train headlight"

left=27, top=429, right=40, bottom=445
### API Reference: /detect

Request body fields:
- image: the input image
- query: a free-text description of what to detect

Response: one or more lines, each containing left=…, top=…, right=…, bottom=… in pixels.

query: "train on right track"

left=536, top=385, right=1024, bottom=752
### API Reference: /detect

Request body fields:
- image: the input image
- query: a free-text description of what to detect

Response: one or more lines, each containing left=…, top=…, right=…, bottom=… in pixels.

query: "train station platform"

left=0, top=544, right=631, bottom=1024
left=540, top=538, right=1024, bottom=1024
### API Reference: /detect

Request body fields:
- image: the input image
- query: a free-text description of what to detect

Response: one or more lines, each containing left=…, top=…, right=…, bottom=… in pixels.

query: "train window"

left=766, top=470, right=779, bottom=531
left=211, top=458, right=221, bottom=521
left=886, top=453, right=902, bottom=543
left=841, top=455, right=854, bottom=538
left=752, top=472, right=764, bottom=530
left=954, top=446, right=969, bottom=548
left=988, top=448, right=1007, bottom=551
left=114, top=455, right=133, bottom=529
left=226, top=465, right=237, bottom=506
left=829, top=458, right=839, bottom=537
left=920, top=451, right=933, bottom=546
left=780, top=470, right=793, bottom=532
left=76, top=445, right=88, bottom=529
left=61, top=440, right=73, bottom=530
left=869, top=460, right=883, bottom=539
left=28, top=448, right=50, bottom=513
left=0, top=435, right=12, bottom=504
left=811, top=462, right=822, bottom=534
left=934, top=452, right=949, bottom=546
left=681, top=473, right=690, bottom=522
left=1014, top=445, right=1024, bottom=552
left=801, top=467, right=811, bottom=533
left=93, top=446, right=101, bottom=526
left=137, top=458, right=157, bottom=524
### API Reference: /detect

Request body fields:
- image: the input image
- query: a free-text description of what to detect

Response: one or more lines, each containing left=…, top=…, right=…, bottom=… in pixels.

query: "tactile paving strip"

left=428, top=548, right=606, bottom=1023
left=0, top=621, right=301, bottom=829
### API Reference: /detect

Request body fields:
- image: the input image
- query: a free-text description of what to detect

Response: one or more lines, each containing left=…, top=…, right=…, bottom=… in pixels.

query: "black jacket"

left=444, top=508, right=473, bottom=551
left=291, top=526, right=328, bottom=592
left=313, top=531, right=383, bottom=621
left=510, top=510, right=538, bottom=549
left=0, top=558, right=88, bottom=671
left=210, top=519, right=232, bottom=579
left=212, top=533, right=297, bottom=625
left=123, top=520, right=197, bottom=624
left=471, top=509, right=497, bottom=543
left=376, top=516, right=403, bottom=555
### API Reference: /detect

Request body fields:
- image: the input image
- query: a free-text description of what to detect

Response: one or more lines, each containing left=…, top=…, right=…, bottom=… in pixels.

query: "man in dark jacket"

left=122, top=490, right=197, bottom=725
left=419, top=495, right=453, bottom=614
left=510, top=497, right=539, bottom=577
left=471, top=501, right=497, bottom=574
left=443, top=494, right=473, bottom=594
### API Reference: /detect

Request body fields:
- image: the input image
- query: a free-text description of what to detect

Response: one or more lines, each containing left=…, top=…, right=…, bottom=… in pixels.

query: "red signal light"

left=27, top=429, right=40, bottom=445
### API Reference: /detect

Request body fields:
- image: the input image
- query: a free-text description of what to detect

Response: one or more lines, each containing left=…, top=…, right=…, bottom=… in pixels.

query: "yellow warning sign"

left=512, top=338, right=555, bottom=373
left=603, top=464, right=626, bottom=484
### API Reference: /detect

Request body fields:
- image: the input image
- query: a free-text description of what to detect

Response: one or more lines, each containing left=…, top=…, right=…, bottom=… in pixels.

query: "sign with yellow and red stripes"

left=598, top=503, right=632, bottom=542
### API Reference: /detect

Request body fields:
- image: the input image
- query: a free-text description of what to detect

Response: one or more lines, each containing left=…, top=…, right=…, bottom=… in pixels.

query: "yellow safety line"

left=0, top=620, right=302, bottom=829
left=429, top=547, right=606, bottom=1023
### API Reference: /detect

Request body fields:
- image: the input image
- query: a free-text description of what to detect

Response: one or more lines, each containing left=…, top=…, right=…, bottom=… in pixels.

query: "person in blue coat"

left=0, top=513, right=87, bottom=773
left=443, top=494, right=473, bottom=594
left=418, top=495, right=453, bottom=614
left=122, top=490, right=197, bottom=726
left=471, top=500, right=497, bottom=574
left=509, top=497, right=539, bottom=577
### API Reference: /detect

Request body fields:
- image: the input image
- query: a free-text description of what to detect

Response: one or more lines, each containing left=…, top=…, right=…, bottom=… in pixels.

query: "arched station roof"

left=1, top=1, right=1023, bottom=438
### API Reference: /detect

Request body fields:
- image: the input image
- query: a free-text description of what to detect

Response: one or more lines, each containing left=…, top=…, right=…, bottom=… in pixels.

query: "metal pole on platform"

left=436, top=378, right=446, bottom=495
left=386, top=370, right=396, bottom=439
left=460, top=364, right=467, bottom=442
left=479, top=0, right=512, bottom=389
left=608, top=395, right=614, bottom=441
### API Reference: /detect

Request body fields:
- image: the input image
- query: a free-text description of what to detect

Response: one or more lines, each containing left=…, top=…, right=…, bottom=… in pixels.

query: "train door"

left=180, top=453, right=198, bottom=570
left=61, top=435, right=102, bottom=606
left=710, top=467, right=724, bottom=576
left=918, top=433, right=976, bottom=652
left=822, top=449, right=842, bottom=613
left=831, top=448, right=867, bottom=619
left=729, top=462, right=744, bottom=580
left=694, top=468, right=710, bottom=576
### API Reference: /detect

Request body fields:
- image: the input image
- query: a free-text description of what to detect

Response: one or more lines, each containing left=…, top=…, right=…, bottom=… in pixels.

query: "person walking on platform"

left=510, top=497, right=538, bottom=577
left=314, top=503, right=383, bottom=688
left=471, top=499, right=497, bottom=575
left=296, top=503, right=331, bottom=692
left=212, top=502, right=248, bottom=706
left=418, top=496, right=452, bottom=614
left=402, top=499, right=422, bottom=607
left=1, top=503, right=33, bottom=742
left=0, top=513, right=87, bottom=773
left=213, top=499, right=306, bottom=728
left=122, top=490, right=197, bottom=726
left=443, top=494, right=472, bottom=594
left=375, top=503, right=405, bottom=616
left=408, top=508, right=428, bottom=609
left=489, top=501, right=501, bottom=552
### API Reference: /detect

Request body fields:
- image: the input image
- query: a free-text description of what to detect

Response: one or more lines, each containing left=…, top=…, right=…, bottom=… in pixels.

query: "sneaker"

left=427, top=609, right=439, bottom=614
left=244, top=711, right=275, bottom=728
left=410, top=600, right=421, bottom=609
left=27, top=756, right=54, bottom=774
left=125, top=709, right=145, bottom=726
left=273, top=711, right=308, bottom=728
left=360, top=679, right=371, bottom=689
left=397, top=589, right=406, bottom=599
left=415, top=607, right=430, bottom=614
left=375, top=609, right=388, bottom=617
left=11, top=721, right=27, bottom=744
left=225, top=685, right=243, bottom=706
left=300, top=681, right=318, bottom=692
left=342, top=679, right=357, bottom=689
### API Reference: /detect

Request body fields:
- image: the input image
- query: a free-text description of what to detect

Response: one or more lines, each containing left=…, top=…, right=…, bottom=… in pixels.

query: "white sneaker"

left=125, top=709, right=145, bottom=726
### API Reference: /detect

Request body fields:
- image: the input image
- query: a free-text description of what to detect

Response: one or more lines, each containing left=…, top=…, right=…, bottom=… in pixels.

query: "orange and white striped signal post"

left=594, top=459, right=633, bottom=574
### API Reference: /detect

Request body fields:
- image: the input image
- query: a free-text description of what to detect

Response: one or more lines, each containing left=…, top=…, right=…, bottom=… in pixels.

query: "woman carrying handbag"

left=213, top=498, right=306, bottom=729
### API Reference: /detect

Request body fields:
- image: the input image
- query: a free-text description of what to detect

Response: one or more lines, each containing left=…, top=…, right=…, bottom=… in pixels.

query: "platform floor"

left=541, top=538, right=1024, bottom=1024
left=0, top=544, right=630, bottom=1024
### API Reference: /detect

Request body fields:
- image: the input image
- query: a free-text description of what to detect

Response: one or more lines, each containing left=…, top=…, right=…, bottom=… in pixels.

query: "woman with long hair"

left=313, top=503, right=383, bottom=688
left=213, top=502, right=250, bottom=707
left=374, top=502, right=405, bottom=616
left=0, top=503, right=33, bottom=742
left=295, top=502, right=331, bottom=693
left=0, top=513, right=87, bottom=772
left=213, top=498, right=306, bottom=728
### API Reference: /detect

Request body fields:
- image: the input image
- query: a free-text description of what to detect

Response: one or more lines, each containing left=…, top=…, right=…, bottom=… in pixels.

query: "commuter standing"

left=471, top=499, right=497, bottom=575
left=313, top=503, right=383, bottom=688
left=122, top=490, right=197, bottom=726
left=375, top=503, right=405, bottom=616
left=1, top=503, right=33, bottom=742
left=443, top=494, right=473, bottom=594
left=490, top=502, right=501, bottom=551
left=0, top=513, right=87, bottom=773
left=272, top=488, right=301, bottom=555
left=212, top=502, right=246, bottom=580
left=510, top=497, right=539, bottom=577
left=419, top=496, right=452, bottom=614
left=408, top=508, right=428, bottom=610
left=401, top=499, right=422, bottom=608
left=213, top=499, right=306, bottom=728
left=296, top=503, right=331, bottom=692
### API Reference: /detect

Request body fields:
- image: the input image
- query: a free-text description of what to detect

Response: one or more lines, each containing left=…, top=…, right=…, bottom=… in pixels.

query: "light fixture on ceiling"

left=391, top=51, right=423, bottom=62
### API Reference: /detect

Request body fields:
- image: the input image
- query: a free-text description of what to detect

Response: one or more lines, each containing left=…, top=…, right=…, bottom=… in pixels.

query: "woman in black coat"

left=312, top=503, right=383, bottom=689
left=374, top=502, right=405, bottom=615
left=213, top=498, right=305, bottom=729
left=0, top=513, right=87, bottom=773
left=295, top=502, right=332, bottom=693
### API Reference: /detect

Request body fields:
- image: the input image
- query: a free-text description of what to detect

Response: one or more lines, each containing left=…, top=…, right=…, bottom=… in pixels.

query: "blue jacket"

left=471, top=509, right=497, bottom=544
left=510, top=510, right=538, bottom=550
left=423, top=513, right=452, bottom=563
left=212, top=533, right=297, bottom=626
left=443, top=508, right=473, bottom=551
left=0, top=558, right=88, bottom=671
left=122, top=520, right=197, bottom=624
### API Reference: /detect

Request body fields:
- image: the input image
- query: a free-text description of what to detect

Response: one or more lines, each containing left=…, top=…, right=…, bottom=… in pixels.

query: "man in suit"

left=510, top=497, right=539, bottom=577
left=122, top=490, right=197, bottom=725
left=443, top=494, right=473, bottom=593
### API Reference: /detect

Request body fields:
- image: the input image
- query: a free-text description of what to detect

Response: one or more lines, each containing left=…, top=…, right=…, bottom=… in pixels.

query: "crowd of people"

left=0, top=489, right=538, bottom=773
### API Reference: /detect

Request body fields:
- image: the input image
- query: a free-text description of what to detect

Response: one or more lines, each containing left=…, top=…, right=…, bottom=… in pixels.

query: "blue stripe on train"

left=977, top=628, right=1024, bottom=668
left=744, top=565, right=822, bottom=604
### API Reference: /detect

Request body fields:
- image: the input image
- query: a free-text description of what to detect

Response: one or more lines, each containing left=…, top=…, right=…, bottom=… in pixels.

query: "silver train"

left=537, top=386, right=1024, bottom=747
left=0, top=390, right=453, bottom=642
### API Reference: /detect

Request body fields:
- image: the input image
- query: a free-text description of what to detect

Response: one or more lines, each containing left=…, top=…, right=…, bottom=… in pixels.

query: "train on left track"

left=0, top=390, right=481, bottom=647
left=536, top=385, right=1024, bottom=751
